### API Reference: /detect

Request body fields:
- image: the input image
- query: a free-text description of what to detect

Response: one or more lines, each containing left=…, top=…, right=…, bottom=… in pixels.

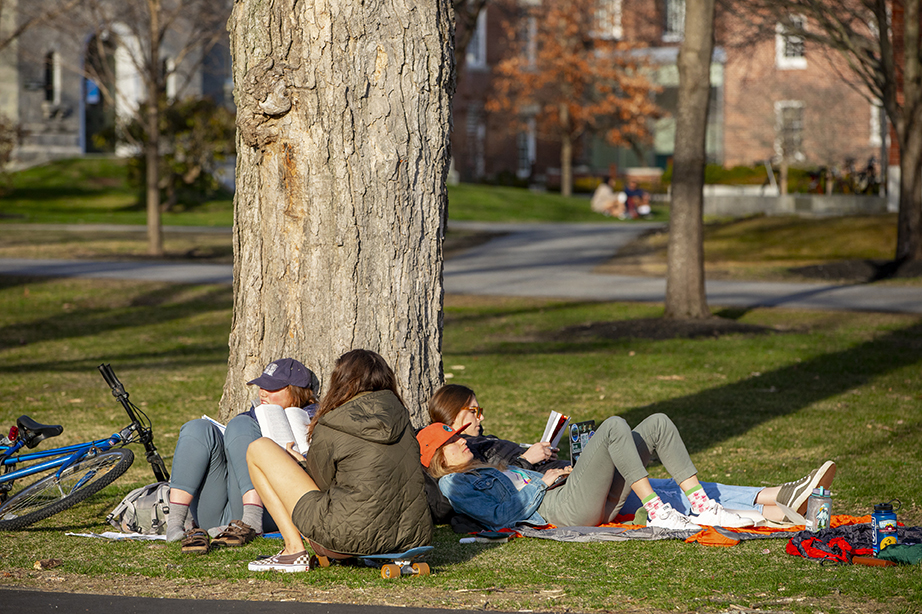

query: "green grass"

left=0, top=278, right=920, bottom=612
left=1, top=158, right=667, bottom=226
left=0, top=158, right=234, bottom=227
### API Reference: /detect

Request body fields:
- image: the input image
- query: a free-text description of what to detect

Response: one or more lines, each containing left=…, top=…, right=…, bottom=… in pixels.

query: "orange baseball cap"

left=417, top=422, right=469, bottom=467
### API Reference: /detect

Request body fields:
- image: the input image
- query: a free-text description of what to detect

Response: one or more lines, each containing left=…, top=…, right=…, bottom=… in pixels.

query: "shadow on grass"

left=614, top=318, right=922, bottom=456
left=0, top=278, right=233, bottom=366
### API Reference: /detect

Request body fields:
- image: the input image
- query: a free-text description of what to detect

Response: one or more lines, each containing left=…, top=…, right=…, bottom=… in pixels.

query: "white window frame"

left=516, top=117, right=536, bottom=179
left=663, top=0, right=685, bottom=42
left=774, top=100, right=805, bottom=162
left=45, top=51, right=62, bottom=105
left=869, top=101, right=883, bottom=147
left=776, top=16, right=807, bottom=70
left=594, top=0, right=623, bottom=40
left=466, top=9, right=487, bottom=70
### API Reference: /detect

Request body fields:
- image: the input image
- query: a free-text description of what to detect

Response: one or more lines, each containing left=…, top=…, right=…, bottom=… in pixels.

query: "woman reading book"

left=419, top=416, right=752, bottom=531
left=425, top=384, right=835, bottom=527
left=244, top=349, right=432, bottom=572
left=166, top=358, right=320, bottom=552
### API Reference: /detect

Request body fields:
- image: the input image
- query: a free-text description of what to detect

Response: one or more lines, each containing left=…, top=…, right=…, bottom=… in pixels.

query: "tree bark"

left=896, top=0, right=922, bottom=261
left=145, top=0, right=163, bottom=257
left=222, top=0, right=454, bottom=426
left=559, top=103, right=572, bottom=197
left=664, top=0, right=714, bottom=320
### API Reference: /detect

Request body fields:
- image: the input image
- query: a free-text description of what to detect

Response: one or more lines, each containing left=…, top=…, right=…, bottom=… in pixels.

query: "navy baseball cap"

left=247, top=358, right=319, bottom=392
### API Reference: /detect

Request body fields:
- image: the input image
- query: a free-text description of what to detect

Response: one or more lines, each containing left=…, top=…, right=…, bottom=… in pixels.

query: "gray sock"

left=242, top=503, right=264, bottom=534
left=166, top=501, right=191, bottom=542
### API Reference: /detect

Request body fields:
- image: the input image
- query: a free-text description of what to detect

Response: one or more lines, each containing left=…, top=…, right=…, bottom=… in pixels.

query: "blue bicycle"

left=0, top=364, right=169, bottom=530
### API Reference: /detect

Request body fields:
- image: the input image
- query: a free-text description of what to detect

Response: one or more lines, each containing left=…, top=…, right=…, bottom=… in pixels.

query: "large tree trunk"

left=664, top=0, right=714, bottom=320
left=222, top=0, right=453, bottom=426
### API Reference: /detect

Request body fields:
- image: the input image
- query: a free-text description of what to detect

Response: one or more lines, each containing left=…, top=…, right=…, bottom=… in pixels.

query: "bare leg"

left=170, top=488, right=193, bottom=506
left=247, top=437, right=318, bottom=555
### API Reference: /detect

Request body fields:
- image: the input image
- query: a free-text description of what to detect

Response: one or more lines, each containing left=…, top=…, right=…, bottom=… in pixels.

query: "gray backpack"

left=106, top=481, right=171, bottom=535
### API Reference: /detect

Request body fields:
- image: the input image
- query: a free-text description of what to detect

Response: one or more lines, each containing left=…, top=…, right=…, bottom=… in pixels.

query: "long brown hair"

left=307, top=349, right=402, bottom=440
left=428, top=384, right=475, bottom=426
left=426, top=443, right=501, bottom=479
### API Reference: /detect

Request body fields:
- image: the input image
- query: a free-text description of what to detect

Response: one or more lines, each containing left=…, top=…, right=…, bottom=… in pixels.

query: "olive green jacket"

left=295, top=390, right=432, bottom=555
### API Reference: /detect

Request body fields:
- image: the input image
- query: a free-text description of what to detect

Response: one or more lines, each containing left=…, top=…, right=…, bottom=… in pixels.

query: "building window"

left=163, top=57, right=177, bottom=100
left=517, top=117, right=536, bottom=179
left=663, top=0, right=685, bottom=42
left=595, top=0, right=623, bottom=40
left=466, top=104, right=486, bottom=180
left=466, top=9, right=487, bottom=70
left=776, top=16, right=807, bottom=69
left=775, top=100, right=805, bottom=162
left=44, top=51, right=61, bottom=105
left=869, top=101, right=883, bottom=147
left=517, top=14, right=537, bottom=68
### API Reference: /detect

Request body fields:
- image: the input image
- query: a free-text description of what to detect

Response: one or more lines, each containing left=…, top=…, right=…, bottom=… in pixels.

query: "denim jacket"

left=438, top=467, right=548, bottom=530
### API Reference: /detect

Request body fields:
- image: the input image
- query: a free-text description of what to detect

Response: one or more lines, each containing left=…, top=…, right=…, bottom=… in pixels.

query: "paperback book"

left=540, top=410, right=571, bottom=448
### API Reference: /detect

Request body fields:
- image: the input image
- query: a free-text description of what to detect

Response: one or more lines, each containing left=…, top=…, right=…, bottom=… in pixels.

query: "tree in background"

left=0, top=0, right=86, bottom=52
left=42, top=0, right=230, bottom=256
left=740, top=0, right=922, bottom=262
left=665, top=0, right=716, bottom=320
left=112, top=97, right=235, bottom=211
left=487, top=0, right=659, bottom=196
left=222, top=0, right=453, bottom=425
left=453, top=0, right=489, bottom=76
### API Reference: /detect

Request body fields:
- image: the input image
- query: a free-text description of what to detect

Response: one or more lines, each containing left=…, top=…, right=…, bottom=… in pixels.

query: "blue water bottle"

left=871, top=500, right=900, bottom=555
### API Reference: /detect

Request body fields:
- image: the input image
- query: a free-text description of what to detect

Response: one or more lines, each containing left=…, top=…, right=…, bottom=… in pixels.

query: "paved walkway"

left=2, top=221, right=921, bottom=314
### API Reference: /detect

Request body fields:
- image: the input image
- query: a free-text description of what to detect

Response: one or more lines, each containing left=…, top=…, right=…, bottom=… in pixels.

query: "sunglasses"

left=465, top=406, right=484, bottom=419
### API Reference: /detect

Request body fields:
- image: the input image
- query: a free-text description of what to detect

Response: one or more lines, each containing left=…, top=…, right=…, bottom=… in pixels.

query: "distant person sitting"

left=623, top=179, right=651, bottom=219
left=590, top=177, right=626, bottom=218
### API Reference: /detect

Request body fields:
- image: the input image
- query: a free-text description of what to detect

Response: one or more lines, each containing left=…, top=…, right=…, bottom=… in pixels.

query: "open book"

left=540, top=410, right=570, bottom=448
left=201, top=404, right=314, bottom=455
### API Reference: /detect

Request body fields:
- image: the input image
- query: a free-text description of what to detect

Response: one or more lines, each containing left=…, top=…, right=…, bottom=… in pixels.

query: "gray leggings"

left=170, top=414, right=276, bottom=531
left=538, top=413, right=697, bottom=526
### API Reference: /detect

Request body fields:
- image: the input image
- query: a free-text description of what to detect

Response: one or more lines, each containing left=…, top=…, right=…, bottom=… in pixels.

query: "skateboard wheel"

left=381, top=563, right=401, bottom=579
left=411, top=562, right=430, bottom=576
left=309, top=555, right=330, bottom=569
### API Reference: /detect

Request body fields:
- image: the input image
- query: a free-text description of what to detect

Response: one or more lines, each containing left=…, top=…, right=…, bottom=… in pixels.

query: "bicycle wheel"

left=0, top=448, right=134, bottom=530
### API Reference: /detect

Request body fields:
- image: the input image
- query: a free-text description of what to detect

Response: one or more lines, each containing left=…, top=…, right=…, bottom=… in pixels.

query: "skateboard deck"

left=309, top=545, right=434, bottom=578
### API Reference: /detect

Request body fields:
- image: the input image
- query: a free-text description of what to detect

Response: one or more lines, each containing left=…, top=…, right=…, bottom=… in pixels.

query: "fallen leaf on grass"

left=656, top=375, right=685, bottom=381
left=34, top=558, right=63, bottom=570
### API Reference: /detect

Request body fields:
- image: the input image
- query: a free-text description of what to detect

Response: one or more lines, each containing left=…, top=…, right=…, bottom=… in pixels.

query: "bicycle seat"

left=16, top=415, right=64, bottom=449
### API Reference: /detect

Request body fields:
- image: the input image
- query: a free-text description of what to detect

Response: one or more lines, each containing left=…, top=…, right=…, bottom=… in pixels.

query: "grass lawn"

left=0, top=158, right=666, bottom=227
left=0, top=277, right=919, bottom=613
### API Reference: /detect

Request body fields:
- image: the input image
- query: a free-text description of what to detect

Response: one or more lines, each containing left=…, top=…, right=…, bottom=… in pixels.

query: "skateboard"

left=309, top=545, right=434, bottom=579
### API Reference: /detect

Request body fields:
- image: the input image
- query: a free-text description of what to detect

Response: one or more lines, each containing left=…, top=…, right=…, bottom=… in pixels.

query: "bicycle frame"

left=0, top=433, right=123, bottom=488
left=1, top=362, right=169, bottom=497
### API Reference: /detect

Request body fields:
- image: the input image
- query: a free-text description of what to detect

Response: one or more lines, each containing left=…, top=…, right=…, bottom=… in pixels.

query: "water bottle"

left=871, top=500, right=900, bottom=555
left=805, top=487, right=832, bottom=531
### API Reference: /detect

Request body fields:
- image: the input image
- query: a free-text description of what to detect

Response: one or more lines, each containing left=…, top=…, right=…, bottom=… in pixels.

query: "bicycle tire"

left=0, top=448, right=134, bottom=530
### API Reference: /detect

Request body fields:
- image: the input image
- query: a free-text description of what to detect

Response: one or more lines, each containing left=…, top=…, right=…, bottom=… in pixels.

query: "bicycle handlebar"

left=97, top=363, right=170, bottom=483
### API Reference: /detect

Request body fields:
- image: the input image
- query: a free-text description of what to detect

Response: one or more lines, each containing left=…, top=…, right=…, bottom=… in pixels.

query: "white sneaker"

left=691, top=500, right=753, bottom=528
left=647, top=503, right=703, bottom=531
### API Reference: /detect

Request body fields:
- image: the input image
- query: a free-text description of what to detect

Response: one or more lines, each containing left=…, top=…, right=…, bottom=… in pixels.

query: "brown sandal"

left=180, top=528, right=210, bottom=554
left=211, top=520, right=257, bottom=548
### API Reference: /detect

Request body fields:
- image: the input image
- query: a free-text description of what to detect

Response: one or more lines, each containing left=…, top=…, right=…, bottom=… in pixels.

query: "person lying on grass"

left=418, top=412, right=752, bottom=532
left=428, top=384, right=836, bottom=526
left=167, top=358, right=320, bottom=552
left=244, top=349, right=432, bottom=572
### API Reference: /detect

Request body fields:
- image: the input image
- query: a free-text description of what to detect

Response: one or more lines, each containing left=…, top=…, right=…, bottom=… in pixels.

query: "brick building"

left=451, top=0, right=884, bottom=187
